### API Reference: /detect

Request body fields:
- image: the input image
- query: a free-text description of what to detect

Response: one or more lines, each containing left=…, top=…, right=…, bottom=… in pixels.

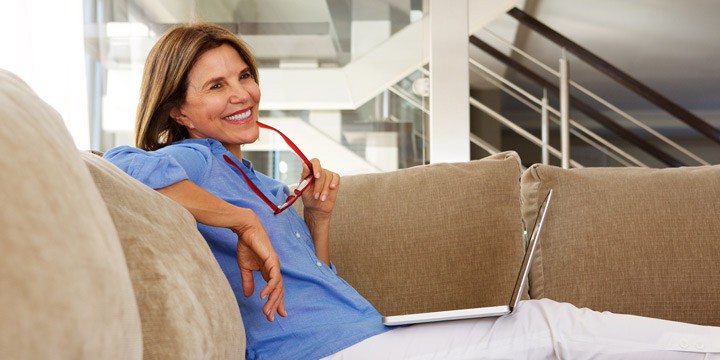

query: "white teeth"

left=224, top=109, right=251, bottom=121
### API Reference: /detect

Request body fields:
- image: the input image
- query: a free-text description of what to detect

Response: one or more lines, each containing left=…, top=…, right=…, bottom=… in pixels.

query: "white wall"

left=0, top=0, right=89, bottom=149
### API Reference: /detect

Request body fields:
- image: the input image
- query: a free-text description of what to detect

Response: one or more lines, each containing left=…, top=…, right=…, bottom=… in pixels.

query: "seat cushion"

left=82, top=152, right=245, bottom=359
left=0, top=69, right=142, bottom=358
left=310, top=152, right=525, bottom=316
left=521, top=164, right=720, bottom=326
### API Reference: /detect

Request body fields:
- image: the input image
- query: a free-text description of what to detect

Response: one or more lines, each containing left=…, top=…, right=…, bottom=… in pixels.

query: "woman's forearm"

left=304, top=211, right=331, bottom=266
left=156, top=179, right=259, bottom=233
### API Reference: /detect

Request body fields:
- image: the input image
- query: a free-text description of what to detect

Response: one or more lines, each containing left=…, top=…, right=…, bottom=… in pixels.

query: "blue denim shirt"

left=105, top=138, right=389, bottom=359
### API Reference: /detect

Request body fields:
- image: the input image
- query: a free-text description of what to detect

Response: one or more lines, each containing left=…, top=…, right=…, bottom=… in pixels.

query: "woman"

left=105, top=23, right=720, bottom=359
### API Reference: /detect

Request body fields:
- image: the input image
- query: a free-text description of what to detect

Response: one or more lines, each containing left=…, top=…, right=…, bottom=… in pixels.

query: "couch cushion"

left=316, top=152, right=525, bottom=316
left=81, top=152, right=245, bottom=359
left=0, top=69, right=142, bottom=358
left=521, top=164, right=720, bottom=326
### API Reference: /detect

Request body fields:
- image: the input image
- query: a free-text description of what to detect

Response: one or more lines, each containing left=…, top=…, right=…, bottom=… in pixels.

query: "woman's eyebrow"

left=200, top=67, right=250, bottom=88
left=201, top=76, right=225, bottom=88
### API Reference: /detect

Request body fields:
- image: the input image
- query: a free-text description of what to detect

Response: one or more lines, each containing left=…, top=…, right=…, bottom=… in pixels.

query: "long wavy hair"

left=135, top=23, right=259, bottom=150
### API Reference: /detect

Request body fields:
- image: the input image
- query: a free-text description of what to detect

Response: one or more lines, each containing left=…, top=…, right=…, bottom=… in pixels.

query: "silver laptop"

left=382, top=189, right=553, bottom=326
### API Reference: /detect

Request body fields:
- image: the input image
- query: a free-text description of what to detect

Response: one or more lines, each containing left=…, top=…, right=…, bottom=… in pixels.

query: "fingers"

left=300, top=161, right=312, bottom=180
left=309, top=158, right=322, bottom=179
left=316, top=171, right=340, bottom=202
left=240, top=268, right=255, bottom=297
left=306, top=159, right=339, bottom=202
left=277, top=299, right=288, bottom=317
left=259, top=258, right=286, bottom=322
left=258, top=256, right=281, bottom=299
left=323, top=171, right=340, bottom=201
left=262, top=285, right=286, bottom=322
left=300, top=158, right=323, bottom=183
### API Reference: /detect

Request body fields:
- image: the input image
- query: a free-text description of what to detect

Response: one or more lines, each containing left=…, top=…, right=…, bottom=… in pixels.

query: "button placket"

left=288, top=224, right=327, bottom=273
left=679, top=339, right=689, bottom=349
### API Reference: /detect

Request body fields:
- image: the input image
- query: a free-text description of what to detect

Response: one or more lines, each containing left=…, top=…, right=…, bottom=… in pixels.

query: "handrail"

left=570, top=80, right=710, bottom=165
left=469, top=35, right=685, bottom=167
left=481, top=27, right=559, bottom=78
left=507, top=7, right=720, bottom=146
left=469, top=133, right=502, bottom=157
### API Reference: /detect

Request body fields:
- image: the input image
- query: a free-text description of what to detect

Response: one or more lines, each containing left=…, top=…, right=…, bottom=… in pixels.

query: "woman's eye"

left=210, top=83, right=222, bottom=90
left=240, top=72, right=251, bottom=80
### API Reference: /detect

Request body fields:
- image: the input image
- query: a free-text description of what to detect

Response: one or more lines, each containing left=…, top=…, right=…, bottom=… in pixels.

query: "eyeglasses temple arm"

left=256, top=121, right=314, bottom=171
left=223, top=154, right=281, bottom=213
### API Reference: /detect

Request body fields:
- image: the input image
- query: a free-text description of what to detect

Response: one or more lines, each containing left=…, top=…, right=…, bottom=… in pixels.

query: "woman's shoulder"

left=160, top=139, right=215, bottom=157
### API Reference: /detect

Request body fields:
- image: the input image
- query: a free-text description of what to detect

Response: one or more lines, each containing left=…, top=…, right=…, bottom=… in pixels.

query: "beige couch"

left=2, top=68, right=719, bottom=359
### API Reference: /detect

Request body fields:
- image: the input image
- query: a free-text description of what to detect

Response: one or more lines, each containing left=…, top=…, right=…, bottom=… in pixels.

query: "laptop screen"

left=509, top=189, right=553, bottom=309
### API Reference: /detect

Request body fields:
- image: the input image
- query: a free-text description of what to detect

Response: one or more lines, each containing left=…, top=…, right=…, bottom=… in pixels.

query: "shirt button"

left=295, top=232, right=301, bottom=238
left=679, top=340, right=689, bottom=349
left=316, top=261, right=322, bottom=267
left=696, top=341, right=705, bottom=350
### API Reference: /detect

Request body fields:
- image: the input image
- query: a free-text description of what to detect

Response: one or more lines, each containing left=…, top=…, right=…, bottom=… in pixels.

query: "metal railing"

left=467, top=9, right=717, bottom=168
left=480, top=26, right=711, bottom=166
left=507, top=7, right=720, bottom=146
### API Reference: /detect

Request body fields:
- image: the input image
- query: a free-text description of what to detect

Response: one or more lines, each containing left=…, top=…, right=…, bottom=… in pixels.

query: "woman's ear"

left=169, top=107, right=191, bottom=128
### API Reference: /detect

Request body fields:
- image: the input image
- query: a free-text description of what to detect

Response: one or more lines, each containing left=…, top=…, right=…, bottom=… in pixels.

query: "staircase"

left=468, top=7, right=720, bottom=168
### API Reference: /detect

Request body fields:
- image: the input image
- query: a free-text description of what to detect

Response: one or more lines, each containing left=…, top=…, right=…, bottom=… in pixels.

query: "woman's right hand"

left=231, top=216, right=287, bottom=322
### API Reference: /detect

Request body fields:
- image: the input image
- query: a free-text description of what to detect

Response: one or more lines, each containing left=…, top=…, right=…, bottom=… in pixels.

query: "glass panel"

left=85, top=0, right=427, bottom=182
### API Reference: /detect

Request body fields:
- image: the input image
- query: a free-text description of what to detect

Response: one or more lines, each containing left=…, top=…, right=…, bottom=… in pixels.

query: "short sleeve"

left=103, top=146, right=190, bottom=189
left=156, top=144, right=211, bottom=184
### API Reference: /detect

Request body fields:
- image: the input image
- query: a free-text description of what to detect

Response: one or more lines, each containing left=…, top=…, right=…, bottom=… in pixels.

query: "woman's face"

left=171, top=44, right=260, bottom=156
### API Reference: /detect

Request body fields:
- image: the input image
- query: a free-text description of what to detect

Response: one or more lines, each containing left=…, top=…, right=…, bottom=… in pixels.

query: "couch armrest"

left=521, top=164, right=720, bottom=326
left=313, top=152, right=525, bottom=316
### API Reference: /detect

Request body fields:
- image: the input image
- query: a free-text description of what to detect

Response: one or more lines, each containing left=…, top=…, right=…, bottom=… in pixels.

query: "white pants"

left=324, top=299, right=720, bottom=360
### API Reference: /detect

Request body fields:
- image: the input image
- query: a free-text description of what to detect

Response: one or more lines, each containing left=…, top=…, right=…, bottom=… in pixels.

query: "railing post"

left=559, top=48, right=570, bottom=169
left=541, top=89, right=549, bottom=165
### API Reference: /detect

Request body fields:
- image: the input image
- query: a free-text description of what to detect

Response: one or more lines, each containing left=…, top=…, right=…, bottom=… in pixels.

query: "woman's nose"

left=229, top=83, right=250, bottom=103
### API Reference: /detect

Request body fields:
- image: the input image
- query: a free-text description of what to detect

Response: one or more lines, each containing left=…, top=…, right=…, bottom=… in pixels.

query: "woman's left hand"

left=300, top=158, right=340, bottom=219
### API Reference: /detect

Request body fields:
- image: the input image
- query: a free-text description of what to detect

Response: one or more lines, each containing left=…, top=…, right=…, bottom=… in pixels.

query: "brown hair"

left=135, top=23, right=259, bottom=150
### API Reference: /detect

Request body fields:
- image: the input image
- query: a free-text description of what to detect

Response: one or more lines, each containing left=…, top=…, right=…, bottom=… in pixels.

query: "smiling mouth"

left=223, top=108, right=252, bottom=122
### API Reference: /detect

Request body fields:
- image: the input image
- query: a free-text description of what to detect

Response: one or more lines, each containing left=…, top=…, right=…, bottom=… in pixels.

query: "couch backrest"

left=0, top=69, right=142, bottom=358
left=320, top=152, right=526, bottom=316
left=522, top=163, right=720, bottom=326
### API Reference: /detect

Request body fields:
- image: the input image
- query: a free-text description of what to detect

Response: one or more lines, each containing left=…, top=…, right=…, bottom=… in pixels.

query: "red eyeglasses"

left=223, top=121, right=314, bottom=215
